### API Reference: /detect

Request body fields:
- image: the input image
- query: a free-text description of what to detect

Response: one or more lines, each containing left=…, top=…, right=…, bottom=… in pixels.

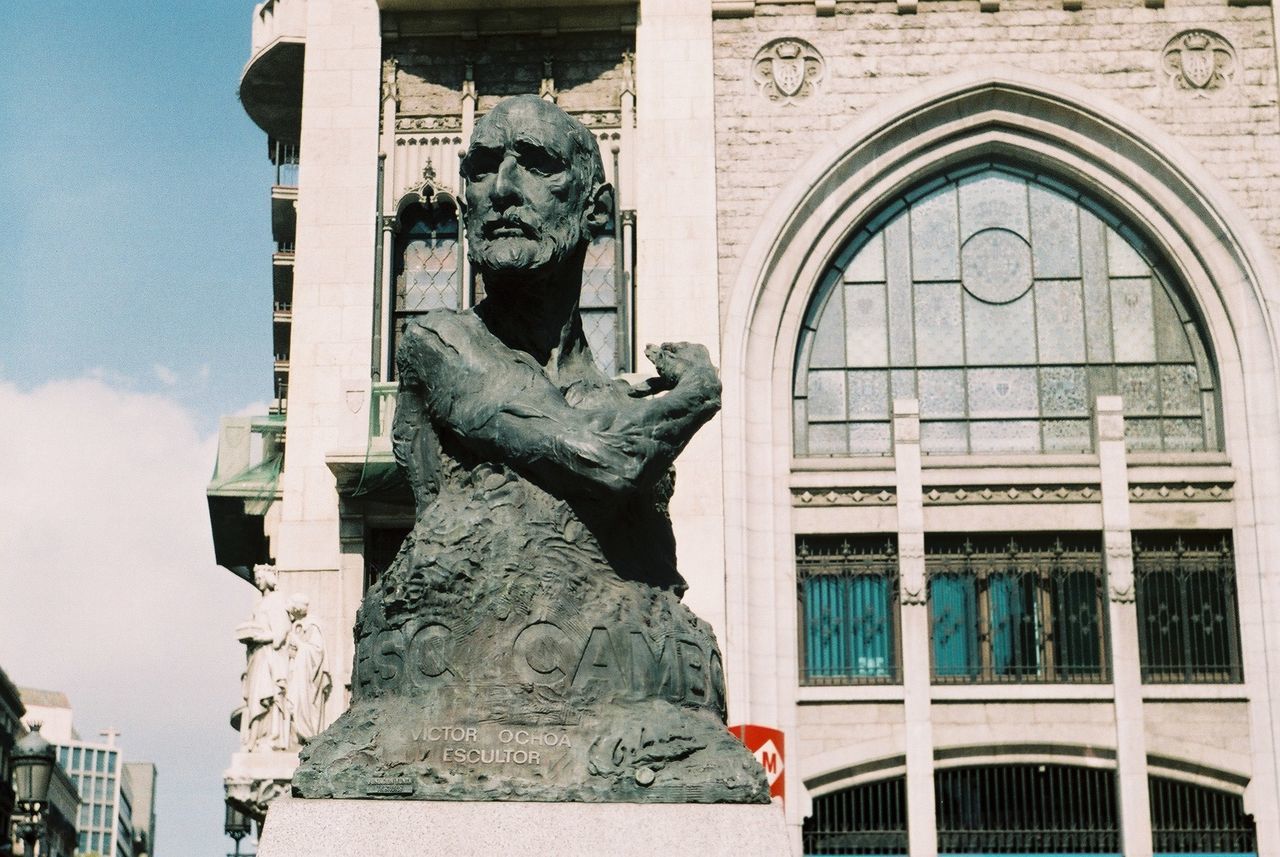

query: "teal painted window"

left=793, top=163, right=1221, bottom=456
left=927, top=534, right=1108, bottom=683
left=797, top=537, right=899, bottom=685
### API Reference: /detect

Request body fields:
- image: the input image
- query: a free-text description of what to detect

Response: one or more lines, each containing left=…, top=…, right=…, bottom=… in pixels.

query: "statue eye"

left=516, top=145, right=567, bottom=177
left=462, top=148, right=501, bottom=179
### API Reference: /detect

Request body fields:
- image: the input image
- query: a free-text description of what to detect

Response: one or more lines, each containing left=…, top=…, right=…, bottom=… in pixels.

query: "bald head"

left=460, top=95, right=613, bottom=281
left=463, top=95, right=605, bottom=199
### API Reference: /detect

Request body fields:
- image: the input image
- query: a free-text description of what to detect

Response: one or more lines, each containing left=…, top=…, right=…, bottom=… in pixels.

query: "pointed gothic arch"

left=715, top=69, right=1280, bottom=837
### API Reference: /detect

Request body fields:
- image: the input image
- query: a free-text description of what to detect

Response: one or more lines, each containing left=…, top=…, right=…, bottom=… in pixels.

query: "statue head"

left=287, top=594, right=310, bottom=621
left=460, top=95, right=612, bottom=282
left=252, top=564, right=278, bottom=594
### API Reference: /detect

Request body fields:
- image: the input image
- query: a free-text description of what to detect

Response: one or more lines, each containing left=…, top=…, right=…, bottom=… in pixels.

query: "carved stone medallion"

left=752, top=38, right=824, bottom=105
left=1162, top=30, right=1235, bottom=94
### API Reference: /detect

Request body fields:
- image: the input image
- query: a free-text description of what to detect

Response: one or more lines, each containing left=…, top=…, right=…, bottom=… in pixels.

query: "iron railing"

left=273, top=140, right=299, bottom=187
left=1134, top=532, right=1243, bottom=683
left=935, top=764, right=1119, bottom=854
left=927, top=535, right=1109, bottom=683
left=797, top=536, right=900, bottom=685
left=1150, top=776, right=1256, bottom=853
left=804, top=776, right=908, bottom=855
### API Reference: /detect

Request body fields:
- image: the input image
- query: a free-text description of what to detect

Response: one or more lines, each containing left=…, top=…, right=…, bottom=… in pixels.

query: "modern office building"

left=121, top=764, right=156, bottom=857
left=20, top=690, right=153, bottom=857
left=212, top=0, right=1280, bottom=853
left=3, top=679, right=80, bottom=857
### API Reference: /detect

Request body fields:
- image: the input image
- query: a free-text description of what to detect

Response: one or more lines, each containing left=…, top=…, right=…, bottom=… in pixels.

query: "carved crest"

left=753, top=38, right=824, bottom=105
left=1162, top=30, right=1235, bottom=94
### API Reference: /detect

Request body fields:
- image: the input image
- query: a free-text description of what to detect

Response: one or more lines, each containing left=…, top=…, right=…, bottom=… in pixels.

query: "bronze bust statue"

left=293, top=95, right=767, bottom=804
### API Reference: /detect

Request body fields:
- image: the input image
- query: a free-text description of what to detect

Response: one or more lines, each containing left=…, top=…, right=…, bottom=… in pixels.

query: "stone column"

left=634, top=0, right=729, bottom=675
left=893, top=400, right=937, bottom=857
left=1097, top=395, right=1153, bottom=857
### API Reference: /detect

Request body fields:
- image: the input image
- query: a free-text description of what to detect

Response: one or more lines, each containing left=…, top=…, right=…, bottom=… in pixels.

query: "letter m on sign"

left=728, top=724, right=785, bottom=803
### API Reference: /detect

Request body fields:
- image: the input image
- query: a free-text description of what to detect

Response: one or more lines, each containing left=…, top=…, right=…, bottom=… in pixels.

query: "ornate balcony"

left=240, top=0, right=306, bottom=144
left=207, top=415, right=285, bottom=578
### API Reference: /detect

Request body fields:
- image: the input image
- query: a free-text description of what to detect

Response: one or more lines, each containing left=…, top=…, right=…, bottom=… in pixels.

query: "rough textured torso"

left=293, top=310, right=767, bottom=803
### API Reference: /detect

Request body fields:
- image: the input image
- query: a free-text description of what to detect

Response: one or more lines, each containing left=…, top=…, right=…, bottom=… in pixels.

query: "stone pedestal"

left=258, top=796, right=794, bottom=857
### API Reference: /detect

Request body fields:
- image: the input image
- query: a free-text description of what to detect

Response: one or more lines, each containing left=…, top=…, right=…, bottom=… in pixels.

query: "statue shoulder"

left=397, top=309, right=490, bottom=378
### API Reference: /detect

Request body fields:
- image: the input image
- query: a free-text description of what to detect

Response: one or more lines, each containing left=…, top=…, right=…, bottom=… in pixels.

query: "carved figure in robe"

left=234, top=564, right=290, bottom=752
left=283, top=594, right=332, bottom=745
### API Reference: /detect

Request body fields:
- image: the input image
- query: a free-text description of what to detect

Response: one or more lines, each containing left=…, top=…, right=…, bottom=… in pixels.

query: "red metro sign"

left=729, top=724, right=785, bottom=802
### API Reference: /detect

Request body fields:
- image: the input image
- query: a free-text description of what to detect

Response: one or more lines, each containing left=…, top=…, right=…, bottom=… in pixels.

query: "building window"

left=935, top=764, right=1119, bottom=854
left=803, top=776, right=907, bottom=855
left=1150, top=776, right=1256, bottom=853
left=927, top=534, right=1108, bottom=683
left=390, top=200, right=462, bottom=378
left=1135, top=532, right=1243, bottom=683
left=579, top=222, right=632, bottom=377
left=797, top=536, right=900, bottom=685
left=793, top=162, right=1220, bottom=456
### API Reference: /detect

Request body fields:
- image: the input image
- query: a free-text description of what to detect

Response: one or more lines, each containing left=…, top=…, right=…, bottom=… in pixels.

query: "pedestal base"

left=258, top=796, right=794, bottom=856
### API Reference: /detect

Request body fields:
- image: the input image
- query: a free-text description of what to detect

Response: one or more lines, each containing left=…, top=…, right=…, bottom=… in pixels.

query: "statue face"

left=461, top=97, right=596, bottom=277
left=254, top=567, right=278, bottom=592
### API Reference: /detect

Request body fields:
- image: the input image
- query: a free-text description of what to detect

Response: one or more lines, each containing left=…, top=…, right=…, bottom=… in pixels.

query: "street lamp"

left=11, top=725, right=54, bottom=857
left=224, top=802, right=252, bottom=857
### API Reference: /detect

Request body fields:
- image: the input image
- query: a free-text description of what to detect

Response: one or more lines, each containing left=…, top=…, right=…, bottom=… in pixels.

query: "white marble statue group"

left=234, top=564, right=333, bottom=753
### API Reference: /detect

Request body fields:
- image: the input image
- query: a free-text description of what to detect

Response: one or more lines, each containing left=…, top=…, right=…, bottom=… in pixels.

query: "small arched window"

left=793, top=163, right=1221, bottom=456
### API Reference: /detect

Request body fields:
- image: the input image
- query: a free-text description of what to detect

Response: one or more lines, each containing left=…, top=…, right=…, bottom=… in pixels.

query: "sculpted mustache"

left=481, top=215, right=539, bottom=237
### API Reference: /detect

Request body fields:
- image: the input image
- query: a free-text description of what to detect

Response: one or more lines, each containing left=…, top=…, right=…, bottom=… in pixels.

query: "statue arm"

left=396, top=315, right=719, bottom=498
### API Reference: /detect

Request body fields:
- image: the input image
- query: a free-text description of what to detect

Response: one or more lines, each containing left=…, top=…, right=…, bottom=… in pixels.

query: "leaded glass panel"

left=793, top=164, right=1221, bottom=455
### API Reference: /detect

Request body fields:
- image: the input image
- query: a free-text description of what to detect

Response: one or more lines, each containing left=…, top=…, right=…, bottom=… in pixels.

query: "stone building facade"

left=213, top=0, right=1280, bottom=853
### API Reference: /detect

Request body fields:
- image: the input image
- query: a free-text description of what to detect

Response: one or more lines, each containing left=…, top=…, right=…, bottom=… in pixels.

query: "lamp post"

left=11, top=726, right=54, bottom=857
left=224, top=802, right=252, bottom=857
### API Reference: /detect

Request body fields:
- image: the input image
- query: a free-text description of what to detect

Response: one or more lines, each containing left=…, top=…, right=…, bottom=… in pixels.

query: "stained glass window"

left=794, top=164, right=1221, bottom=456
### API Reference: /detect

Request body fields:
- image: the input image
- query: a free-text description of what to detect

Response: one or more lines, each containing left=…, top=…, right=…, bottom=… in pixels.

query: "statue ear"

left=584, top=182, right=615, bottom=237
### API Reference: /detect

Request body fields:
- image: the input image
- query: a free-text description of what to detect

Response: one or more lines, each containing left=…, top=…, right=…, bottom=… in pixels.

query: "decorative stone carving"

left=293, top=96, right=767, bottom=804
left=233, top=565, right=291, bottom=753
left=226, top=771, right=292, bottom=823
left=1108, top=579, right=1136, bottom=604
left=381, top=57, right=399, bottom=106
left=914, top=484, right=1101, bottom=505
left=283, top=595, right=332, bottom=747
left=792, top=487, right=896, bottom=506
left=1162, top=30, right=1235, bottom=94
left=900, top=580, right=927, bottom=606
left=395, top=115, right=464, bottom=132
left=752, top=38, right=824, bottom=105
left=1128, top=482, right=1233, bottom=502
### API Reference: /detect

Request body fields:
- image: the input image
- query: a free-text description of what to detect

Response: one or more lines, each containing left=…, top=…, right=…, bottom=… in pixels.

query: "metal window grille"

left=936, top=764, right=1120, bottom=853
left=1150, top=776, right=1256, bottom=853
left=1134, top=532, right=1243, bottom=683
left=797, top=536, right=901, bottom=685
left=803, top=777, right=908, bottom=855
left=390, top=202, right=462, bottom=379
left=927, top=534, right=1109, bottom=684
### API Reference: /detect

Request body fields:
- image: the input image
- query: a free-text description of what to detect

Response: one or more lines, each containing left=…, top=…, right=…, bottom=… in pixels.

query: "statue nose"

left=491, top=155, right=523, bottom=207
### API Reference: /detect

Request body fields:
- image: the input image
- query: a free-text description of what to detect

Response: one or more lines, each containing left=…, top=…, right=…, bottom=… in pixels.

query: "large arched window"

left=793, top=163, right=1221, bottom=456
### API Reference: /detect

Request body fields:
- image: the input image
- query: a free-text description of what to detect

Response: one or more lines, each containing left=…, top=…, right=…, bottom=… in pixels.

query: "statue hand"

left=644, top=342, right=718, bottom=389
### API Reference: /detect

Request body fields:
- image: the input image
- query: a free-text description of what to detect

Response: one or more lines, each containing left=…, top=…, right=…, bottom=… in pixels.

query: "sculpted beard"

left=466, top=206, right=582, bottom=275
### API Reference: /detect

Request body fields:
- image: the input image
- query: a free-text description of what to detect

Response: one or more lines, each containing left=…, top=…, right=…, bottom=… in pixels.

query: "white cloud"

left=152, top=364, right=179, bottom=386
left=0, top=376, right=253, bottom=852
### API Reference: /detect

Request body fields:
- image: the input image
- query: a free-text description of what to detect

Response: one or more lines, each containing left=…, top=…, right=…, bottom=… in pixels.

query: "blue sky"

left=1, top=4, right=277, bottom=855
left=1, top=1, right=273, bottom=432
